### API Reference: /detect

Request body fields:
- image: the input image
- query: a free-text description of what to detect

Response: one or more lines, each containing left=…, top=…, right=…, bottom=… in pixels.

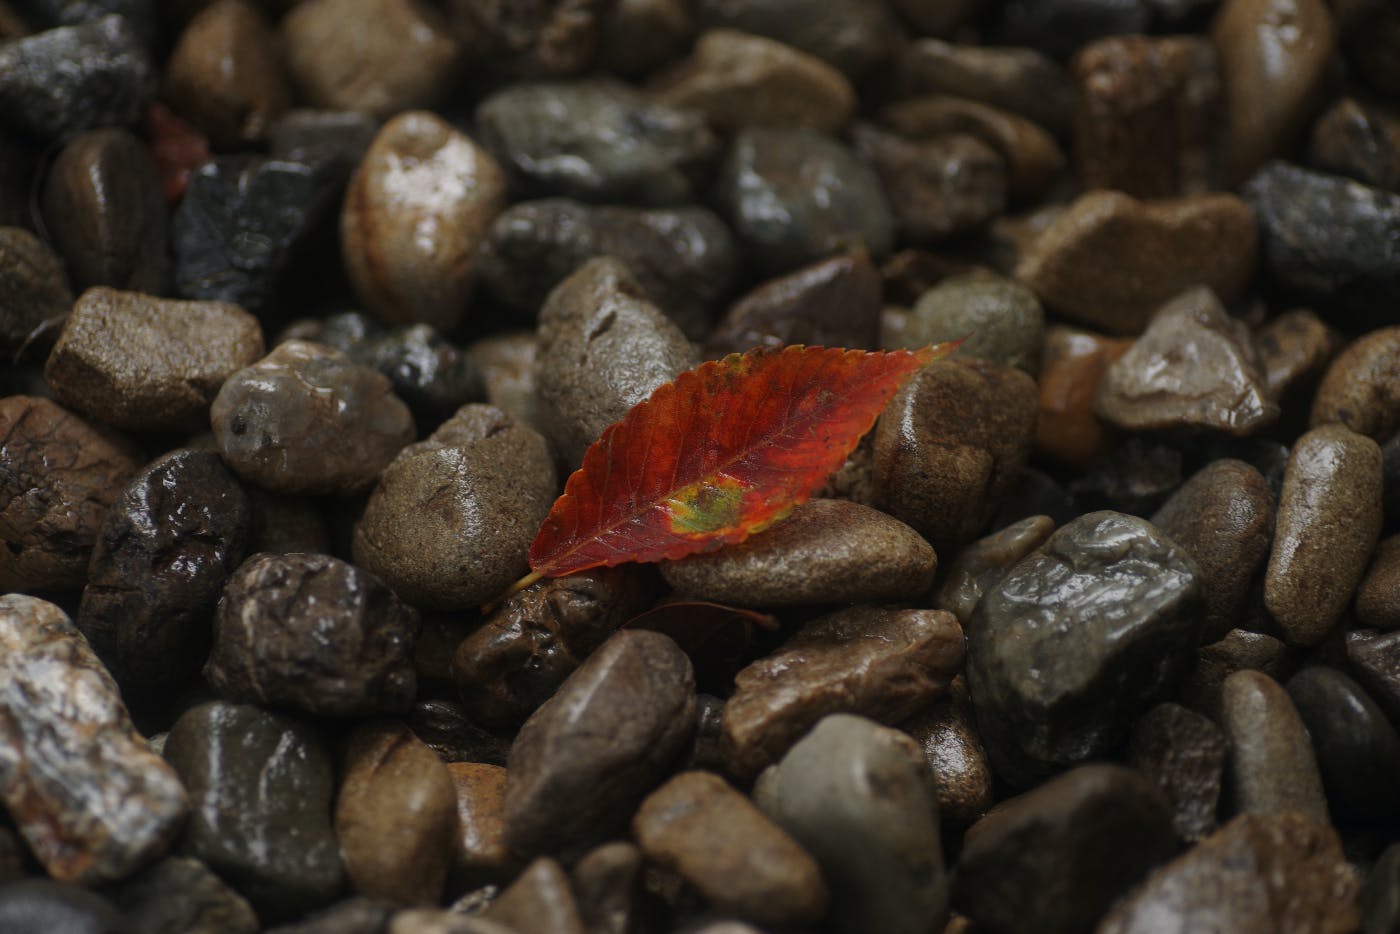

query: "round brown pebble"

left=1310, top=326, right=1400, bottom=440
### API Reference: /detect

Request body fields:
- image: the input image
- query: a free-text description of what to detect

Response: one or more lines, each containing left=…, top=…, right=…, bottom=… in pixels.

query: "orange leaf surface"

left=519, top=343, right=956, bottom=590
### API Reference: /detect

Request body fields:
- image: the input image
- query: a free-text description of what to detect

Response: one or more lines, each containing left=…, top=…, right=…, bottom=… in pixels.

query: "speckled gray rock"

left=211, top=340, right=416, bottom=494
left=536, top=257, right=697, bottom=466
left=1150, top=459, right=1275, bottom=643
left=45, top=287, right=264, bottom=432
left=873, top=358, right=1038, bottom=554
left=0, top=396, right=143, bottom=592
left=893, top=273, right=1044, bottom=375
left=1095, top=287, right=1278, bottom=436
left=504, top=631, right=696, bottom=858
left=695, top=0, right=898, bottom=77
left=0, top=595, right=188, bottom=884
left=1098, top=813, right=1361, bottom=934
left=1264, top=424, right=1383, bottom=646
left=0, top=16, right=154, bottom=140
left=1220, top=670, right=1328, bottom=822
left=335, top=721, right=457, bottom=906
left=706, top=251, right=882, bottom=356
left=1286, top=666, right=1400, bottom=820
left=1015, top=190, right=1257, bottom=335
left=478, top=198, right=737, bottom=340
left=164, top=701, right=342, bottom=918
left=934, top=514, right=1055, bottom=625
left=717, top=127, right=893, bottom=274
left=354, top=404, right=556, bottom=610
left=635, top=771, right=828, bottom=926
left=40, top=128, right=168, bottom=294
left=649, top=29, right=856, bottom=132
left=476, top=79, right=716, bottom=205
left=661, top=499, right=937, bottom=606
left=1310, top=325, right=1400, bottom=441
left=77, top=448, right=251, bottom=695
left=1127, top=703, right=1226, bottom=842
left=756, top=714, right=948, bottom=934
left=1244, top=162, right=1400, bottom=321
left=343, top=111, right=507, bottom=333
left=898, top=38, right=1074, bottom=133
left=205, top=552, right=420, bottom=717
left=109, top=856, right=260, bottom=934
left=967, top=511, right=1205, bottom=786
left=954, top=764, right=1176, bottom=934
left=0, top=227, right=71, bottom=359
left=452, top=568, right=652, bottom=728
left=721, top=605, right=964, bottom=778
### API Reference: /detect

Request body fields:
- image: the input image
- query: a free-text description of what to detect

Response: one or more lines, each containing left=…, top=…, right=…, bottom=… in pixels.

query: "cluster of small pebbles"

left=2, top=0, right=1400, bottom=931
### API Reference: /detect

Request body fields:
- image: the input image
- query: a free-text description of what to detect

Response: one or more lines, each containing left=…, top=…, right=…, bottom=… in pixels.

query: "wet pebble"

left=1098, top=813, right=1360, bottom=933
left=45, top=287, right=263, bottom=432
left=707, top=251, right=881, bottom=356
left=1286, top=666, right=1400, bottom=821
left=1264, top=424, right=1382, bottom=646
left=1359, top=534, right=1400, bottom=630
left=596, top=0, right=694, bottom=76
left=478, top=198, right=736, bottom=340
left=446, top=0, right=605, bottom=79
left=467, top=331, right=544, bottom=432
left=503, top=630, right=696, bottom=858
left=1245, top=162, right=1400, bottom=322
left=204, top=552, right=420, bottom=716
left=211, top=340, right=416, bottom=495
left=354, top=404, right=556, bottom=610
left=0, top=880, right=129, bottom=934
left=998, top=0, right=1152, bottom=59
left=1310, top=326, right=1400, bottom=441
left=444, top=763, right=514, bottom=887
left=164, top=701, right=343, bottom=918
left=1182, top=627, right=1292, bottom=720
left=163, top=0, right=286, bottom=147
left=476, top=79, right=716, bottom=205
left=720, top=605, right=964, bottom=777
left=40, top=128, right=168, bottom=294
left=451, top=568, right=651, bottom=728
left=1126, top=702, right=1227, bottom=841
left=109, top=856, right=260, bottom=934
left=1033, top=325, right=1132, bottom=467
left=873, top=358, right=1037, bottom=554
left=336, top=721, right=457, bottom=905
left=967, top=511, right=1205, bottom=786
left=899, top=685, right=994, bottom=824
left=1254, top=307, right=1339, bottom=401
left=173, top=156, right=341, bottom=313
left=716, top=127, right=893, bottom=274
left=897, top=38, right=1073, bottom=134
left=1365, top=844, right=1400, bottom=934
left=954, top=764, right=1176, bottom=934
left=482, top=858, right=585, bottom=934
left=406, top=699, right=510, bottom=766
left=757, top=714, right=948, bottom=934
left=661, top=499, right=937, bottom=607
left=1212, top=0, right=1336, bottom=184
left=281, top=0, right=460, bottom=119
left=1220, top=669, right=1328, bottom=821
left=0, top=396, right=142, bottom=591
left=76, top=448, right=250, bottom=694
left=0, top=227, right=72, bottom=359
left=893, top=273, right=1044, bottom=375
left=934, top=514, right=1055, bottom=625
left=696, top=0, right=897, bottom=77
left=536, top=257, right=697, bottom=465
left=649, top=29, right=856, bottom=133
left=635, top=771, right=828, bottom=926
left=854, top=126, right=1007, bottom=244
left=1150, top=458, right=1275, bottom=643
left=1015, top=190, right=1256, bottom=334
left=343, top=111, right=507, bottom=333
left=1095, top=287, right=1278, bottom=436
left=0, top=595, right=188, bottom=883
left=0, top=16, right=153, bottom=140
left=1309, top=96, right=1400, bottom=193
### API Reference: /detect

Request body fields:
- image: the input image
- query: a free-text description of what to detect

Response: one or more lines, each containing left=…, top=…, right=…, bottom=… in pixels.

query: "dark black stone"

left=1287, top=666, right=1400, bottom=821
left=1346, top=629, right=1400, bottom=727
left=1364, top=843, right=1400, bottom=934
left=996, top=0, right=1151, bottom=60
left=172, top=156, right=342, bottom=313
left=696, top=0, right=900, bottom=77
left=1127, top=702, right=1226, bottom=841
left=0, top=880, right=130, bottom=934
left=405, top=699, right=510, bottom=766
left=1245, top=161, right=1400, bottom=326
left=261, top=898, right=396, bottom=934
left=76, top=448, right=251, bottom=696
left=0, top=16, right=154, bottom=141
left=268, top=109, right=377, bottom=177
left=1069, top=437, right=1184, bottom=517
left=14, top=0, right=156, bottom=47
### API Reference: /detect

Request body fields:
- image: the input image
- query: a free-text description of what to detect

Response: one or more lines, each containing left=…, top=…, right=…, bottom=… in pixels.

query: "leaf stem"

left=480, top=568, right=545, bottom=614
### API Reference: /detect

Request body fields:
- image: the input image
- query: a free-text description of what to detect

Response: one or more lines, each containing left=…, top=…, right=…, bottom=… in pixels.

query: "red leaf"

left=522, top=343, right=955, bottom=588
left=144, top=102, right=210, bottom=205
